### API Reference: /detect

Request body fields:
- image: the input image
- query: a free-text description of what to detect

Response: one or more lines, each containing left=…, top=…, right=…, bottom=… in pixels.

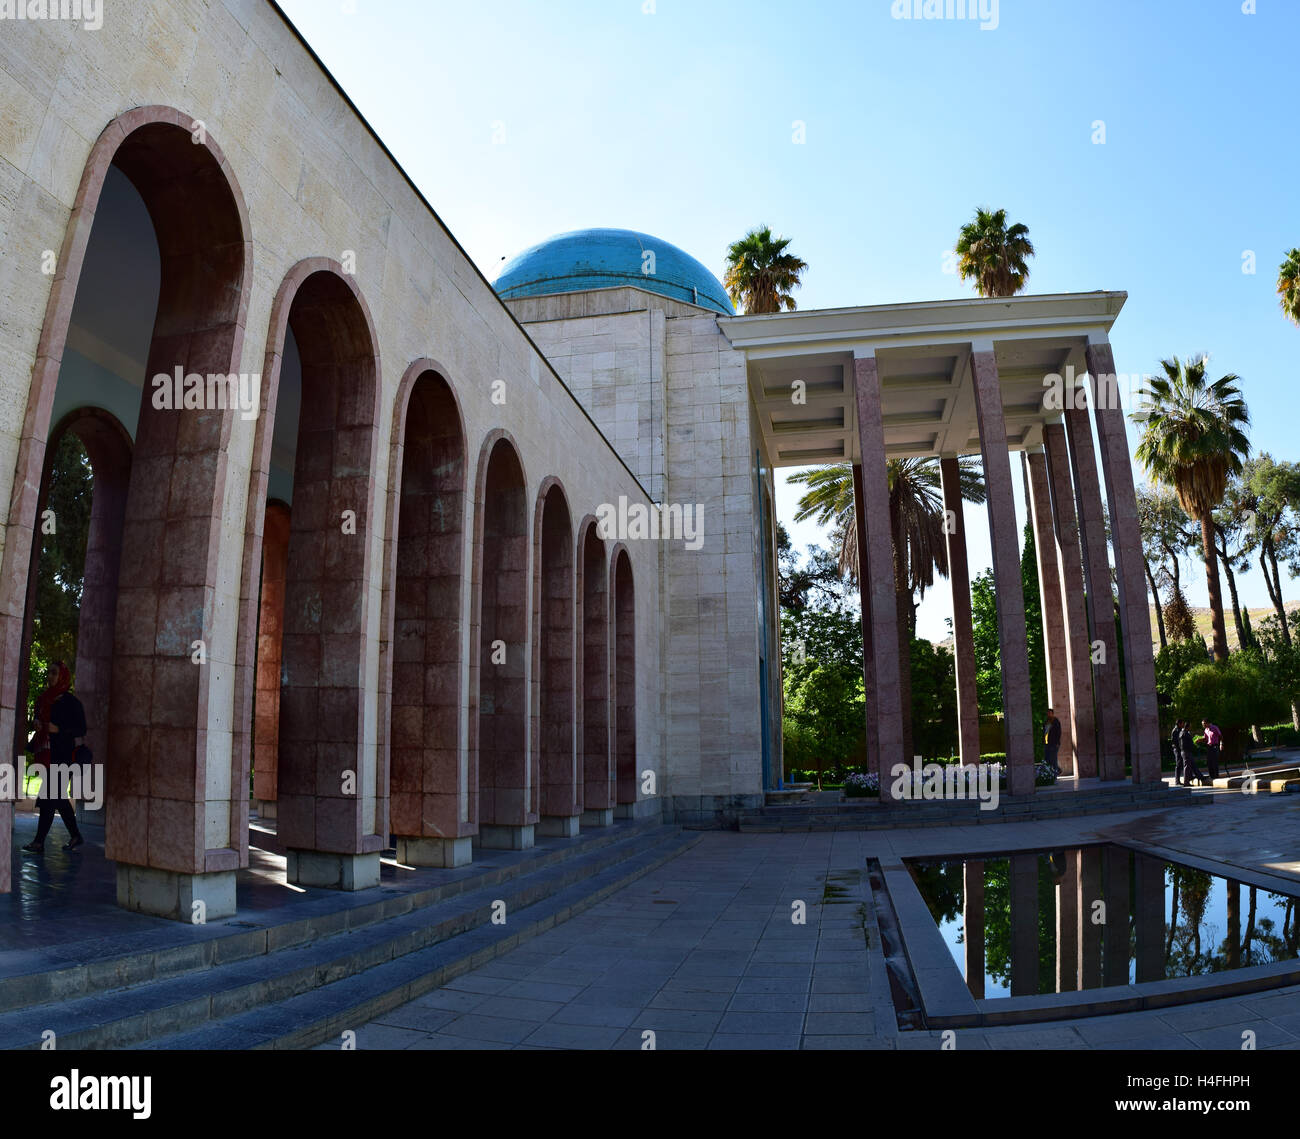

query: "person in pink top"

left=1201, top=720, right=1225, bottom=780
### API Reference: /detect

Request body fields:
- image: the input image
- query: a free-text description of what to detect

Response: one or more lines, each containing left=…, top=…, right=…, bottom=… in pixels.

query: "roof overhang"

left=717, top=291, right=1127, bottom=466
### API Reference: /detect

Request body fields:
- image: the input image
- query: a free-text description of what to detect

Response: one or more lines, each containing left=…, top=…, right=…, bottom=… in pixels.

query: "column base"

left=536, top=815, right=580, bottom=837
left=475, top=824, right=535, bottom=851
left=250, top=798, right=278, bottom=820
left=396, top=836, right=472, bottom=867
left=285, top=849, right=381, bottom=890
left=613, top=802, right=636, bottom=820
left=116, top=864, right=237, bottom=922
left=580, top=808, right=614, bottom=828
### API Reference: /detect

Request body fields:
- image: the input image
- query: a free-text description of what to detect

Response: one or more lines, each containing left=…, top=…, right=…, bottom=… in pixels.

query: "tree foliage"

left=723, top=225, right=806, bottom=314
left=29, top=431, right=92, bottom=703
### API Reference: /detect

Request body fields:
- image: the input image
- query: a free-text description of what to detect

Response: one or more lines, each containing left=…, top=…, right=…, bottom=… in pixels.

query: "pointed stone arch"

left=233, top=259, right=384, bottom=890
left=0, top=106, right=251, bottom=914
left=576, top=515, right=613, bottom=825
left=532, top=478, right=577, bottom=836
left=469, top=431, right=534, bottom=849
left=611, top=543, right=637, bottom=813
left=381, top=360, right=470, bottom=867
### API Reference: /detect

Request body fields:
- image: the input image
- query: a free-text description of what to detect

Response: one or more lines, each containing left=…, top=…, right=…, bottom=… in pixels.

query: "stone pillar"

left=1025, top=452, right=1072, bottom=772
left=1042, top=423, right=1098, bottom=778
left=1064, top=394, right=1127, bottom=781
left=851, top=464, right=879, bottom=777
left=1086, top=338, right=1162, bottom=784
left=941, top=456, right=980, bottom=766
left=852, top=355, right=904, bottom=797
left=1078, top=846, right=1103, bottom=989
left=252, top=502, right=290, bottom=816
left=1056, top=850, right=1080, bottom=992
left=1103, top=844, right=1131, bottom=987
left=964, top=860, right=985, bottom=999
left=970, top=348, right=1034, bottom=795
left=1133, top=850, right=1166, bottom=983
left=1010, top=853, right=1039, bottom=996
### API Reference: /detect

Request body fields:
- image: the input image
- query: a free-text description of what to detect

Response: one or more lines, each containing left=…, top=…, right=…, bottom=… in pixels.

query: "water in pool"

left=907, top=845, right=1299, bottom=998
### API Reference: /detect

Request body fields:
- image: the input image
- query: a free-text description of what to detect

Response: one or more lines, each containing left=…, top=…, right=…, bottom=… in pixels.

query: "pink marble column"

left=1042, top=423, right=1098, bottom=778
left=853, top=357, right=903, bottom=797
left=851, top=464, right=879, bottom=777
left=970, top=349, right=1035, bottom=795
left=964, top=859, right=986, bottom=999
left=1064, top=399, right=1127, bottom=780
left=1025, top=452, right=1072, bottom=773
left=1086, top=339, right=1162, bottom=784
left=940, top=456, right=979, bottom=766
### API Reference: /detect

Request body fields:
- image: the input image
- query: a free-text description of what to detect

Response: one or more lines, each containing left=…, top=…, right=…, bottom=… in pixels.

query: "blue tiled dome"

left=494, top=228, right=734, bottom=315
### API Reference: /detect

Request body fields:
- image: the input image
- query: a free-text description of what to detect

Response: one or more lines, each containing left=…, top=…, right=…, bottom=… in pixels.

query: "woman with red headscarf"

left=21, top=660, right=86, bottom=853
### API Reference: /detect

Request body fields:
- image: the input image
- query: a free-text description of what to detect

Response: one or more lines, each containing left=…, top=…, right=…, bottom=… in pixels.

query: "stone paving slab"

left=351, top=796, right=1300, bottom=1050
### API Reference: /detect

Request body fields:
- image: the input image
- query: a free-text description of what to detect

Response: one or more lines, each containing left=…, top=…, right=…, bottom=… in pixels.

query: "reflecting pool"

left=907, top=845, right=1300, bottom=998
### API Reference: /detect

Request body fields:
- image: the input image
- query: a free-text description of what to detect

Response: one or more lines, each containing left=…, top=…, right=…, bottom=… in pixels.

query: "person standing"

left=1169, top=719, right=1183, bottom=785
left=1202, top=719, right=1224, bottom=780
left=1177, top=719, right=1207, bottom=787
left=1043, top=708, right=1062, bottom=776
left=20, top=660, right=86, bottom=853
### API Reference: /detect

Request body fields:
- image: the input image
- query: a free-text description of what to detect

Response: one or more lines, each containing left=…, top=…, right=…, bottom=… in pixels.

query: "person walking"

left=1177, top=719, right=1208, bottom=787
left=20, top=660, right=86, bottom=853
left=1201, top=719, right=1225, bottom=780
left=1043, top=708, right=1062, bottom=776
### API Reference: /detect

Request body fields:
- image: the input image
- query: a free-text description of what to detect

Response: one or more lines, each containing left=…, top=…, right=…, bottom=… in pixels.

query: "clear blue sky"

left=278, top=0, right=1299, bottom=639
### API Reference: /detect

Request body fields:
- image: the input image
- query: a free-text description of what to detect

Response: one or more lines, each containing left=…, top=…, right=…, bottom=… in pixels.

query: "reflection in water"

left=908, top=845, right=1300, bottom=998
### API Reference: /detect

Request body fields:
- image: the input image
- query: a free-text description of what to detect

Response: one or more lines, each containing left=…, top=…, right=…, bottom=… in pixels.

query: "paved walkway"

left=341, top=795, right=1300, bottom=1050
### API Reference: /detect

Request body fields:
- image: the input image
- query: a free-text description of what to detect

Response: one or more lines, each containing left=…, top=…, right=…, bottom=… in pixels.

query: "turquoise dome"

left=494, top=228, right=734, bottom=315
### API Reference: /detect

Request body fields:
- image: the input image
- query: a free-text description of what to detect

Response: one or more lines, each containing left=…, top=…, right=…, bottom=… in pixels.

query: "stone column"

left=1056, top=850, right=1080, bottom=992
left=851, top=464, right=879, bottom=777
left=1086, top=338, right=1162, bottom=783
left=1103, top=844, right=1131, bottom=987
left=1010, top=853, right=1039, bottom=996
left=970, top=347, right=1034, bottom=795
left=1025, top=452, right=1072, bottom=773
left=1042, top=423, right=1098, bottom=778
left=1133, top=851, right=1166, bottom=983
left=1064, top=393, right=1127, bottom=780
left=964, top=860, right=986, bottom=999
left=853, top=354, right=904, bottom=797
left=1079, top=845, right=1103, bottom=989
left=941, top=456, right=980, bottom=766
left=252, top=501, right=290, bottom=817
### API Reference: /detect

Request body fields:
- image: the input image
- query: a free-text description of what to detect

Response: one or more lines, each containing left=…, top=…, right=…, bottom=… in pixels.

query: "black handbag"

left=73, top=742, right=92, bottom=766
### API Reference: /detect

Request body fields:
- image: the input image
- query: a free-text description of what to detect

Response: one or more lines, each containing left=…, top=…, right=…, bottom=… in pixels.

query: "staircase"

left=0, top=821, right=697, bottom=1050
left=738, top=782, right=1210, bottom=833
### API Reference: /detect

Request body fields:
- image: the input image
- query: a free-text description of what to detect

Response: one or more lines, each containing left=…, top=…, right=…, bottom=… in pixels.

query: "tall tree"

left=722, top=225, right=807, bottom=314
left=1136, top=484, right=1195, bottom=650
left=1135, top=355, right=1251, bottom=661
left=1278, top=247, right=1300, bottom=327
left=1242, top=454, right=1300, bottom=644
left=954, top=207, right=1034, bottom=298
left=1208, top=472, right=1258, bottom=650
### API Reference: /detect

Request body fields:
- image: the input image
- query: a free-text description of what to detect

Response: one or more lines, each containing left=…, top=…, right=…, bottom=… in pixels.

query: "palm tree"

left=1278, top=248, right=1300, bottom=327
left=955, top=208, right=1034, bottom=298
left=723, top=226, right=807, bottom=314
left=1134, top=355, right=1251, bottom=661
left=788, top=457, right=986, bottom=760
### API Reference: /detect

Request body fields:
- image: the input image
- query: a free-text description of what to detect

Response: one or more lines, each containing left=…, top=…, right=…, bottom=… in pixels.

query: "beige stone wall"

left=510, top=288, right=769, bottom=818
left=0, top=0, right=665, bottom=830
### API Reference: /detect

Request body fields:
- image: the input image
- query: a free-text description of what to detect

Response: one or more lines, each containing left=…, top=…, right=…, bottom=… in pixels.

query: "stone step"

left=0, top=824, right=691, bottom=1049
left=0, top=817, right=662, bottom=1018
left=139, top=831, right=702, bottom=1050
left=737, top=787, right=1209, bottom=832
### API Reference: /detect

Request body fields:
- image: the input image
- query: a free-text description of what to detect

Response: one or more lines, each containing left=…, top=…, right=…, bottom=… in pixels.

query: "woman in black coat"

left=21, top=660, right=86, bottom=853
